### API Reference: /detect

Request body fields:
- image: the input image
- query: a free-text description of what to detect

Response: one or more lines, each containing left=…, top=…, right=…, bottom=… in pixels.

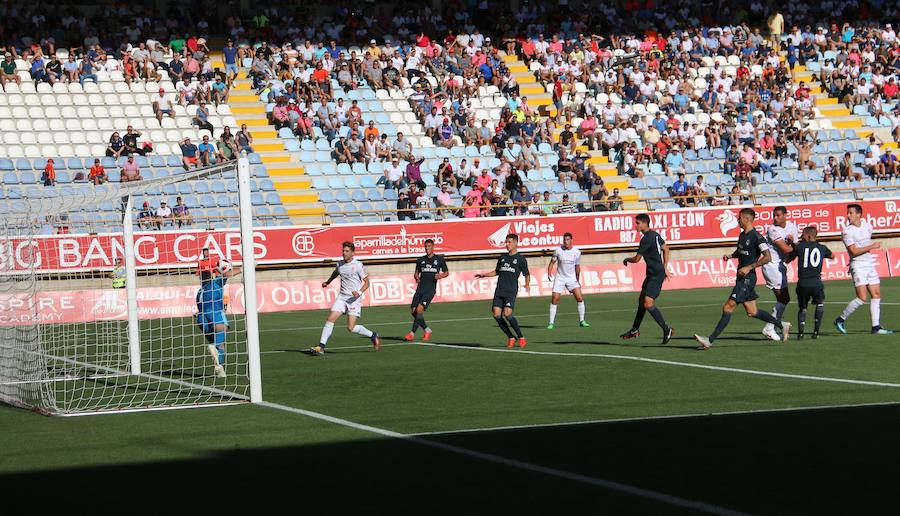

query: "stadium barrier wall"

left=4, top=198, right=900, bottom=273
left=2, top=248, right=898, bottom=325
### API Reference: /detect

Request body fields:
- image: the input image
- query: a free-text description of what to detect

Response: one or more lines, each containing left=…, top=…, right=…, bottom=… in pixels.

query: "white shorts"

left=552, top=277, right=581, bottom=294
left=762, top=262, right=788, bottom=290
left=850, top=266, right=880, bottom=287
left=331, top=295, right=362, bottom=317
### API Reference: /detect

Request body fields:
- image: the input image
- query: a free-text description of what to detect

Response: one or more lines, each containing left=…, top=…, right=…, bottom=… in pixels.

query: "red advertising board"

left=1, top=250, right=894, bottom=326
left=3, top=198, right=900, bottom=273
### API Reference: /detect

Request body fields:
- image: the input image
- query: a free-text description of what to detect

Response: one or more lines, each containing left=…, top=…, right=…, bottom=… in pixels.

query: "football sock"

left=773, top=301, right=786, bottom=321
left=632, top=305, right=646, bottom=330
left=840, top=297, right=865, bottom=320
left=352, top=325, right=374, bottom=338
left=410, top=318, right=419, bottom=333
left=577, top=301, right=586, bottom=322
left=319, top=321, right=334, bottom=347
left=415, top=314, right=428, bottom=331
left=871, top=298, right=881, bottom=327
left=798, top=309, right=807, bottom=334
left=494, top=316, right=514, bottom=338
left=709, top=311, right=732, bottom=342
left=549, top=303, right=558, bottom=324
left=753, top=309, right=782, bottom=328
left=506, top=316, right=524, bottom=338
left=814, top=304, right=825, bottom=333
left=648, top=306, right=668, bottom=331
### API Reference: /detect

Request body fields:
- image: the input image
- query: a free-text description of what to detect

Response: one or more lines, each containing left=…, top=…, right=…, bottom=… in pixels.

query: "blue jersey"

left=197, top=277, right=226, bottom=315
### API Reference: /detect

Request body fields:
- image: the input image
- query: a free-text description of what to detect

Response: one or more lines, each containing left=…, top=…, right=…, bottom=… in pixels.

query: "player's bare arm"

left=322, top=268, right=340, bottom=288
left=353, top=276, right=370, bottom=298
left=846, top=241, right=881, bottom=258
left=623, top=253, right=642, bottom=266
left=662, top=243, right=670, bottom=278
left=547, top=256, right=558, bottom=280
left=739, top=249, right=771, bottom=279
left=475, top=270, right=497, bottom=278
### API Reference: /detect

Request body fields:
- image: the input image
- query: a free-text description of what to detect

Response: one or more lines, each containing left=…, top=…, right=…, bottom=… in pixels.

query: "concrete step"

left=603, top=177, right=630, bottom=189
left=512, top=71, right=538, bottom=83
left=253, top=142, right=286, bottom=152
left=229, top=94, right=259, bottom=103
left=248, top=129, right=277, bottom=139
left=274, top=180, right=313, bottom=190
left=508, top=64, right=529, bottom=73
left=815, top=96, right=838, bottom=106
left=234, top=118, right=270, bottom=126
left=231, top=105, right=266, bottom=115
left=830, top=118, right=863, bottom=129
left=260, top=154, right=293, bottom=164
left=280, top=193, right=320, bottom=203
left=266, top=167, right=306, bottom=177
left=287, top=203, right=326, bottom=216
left=525, top=93, right=552, bottom=107
left=819, top=107, right=851, bottom=117
left=520, top=84, right=546, bottom=95
left=502, top=54, right=518, bottom=62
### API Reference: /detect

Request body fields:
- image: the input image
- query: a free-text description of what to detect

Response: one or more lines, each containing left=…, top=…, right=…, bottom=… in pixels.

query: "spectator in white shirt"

left=154, top=201, right=172, bottom=230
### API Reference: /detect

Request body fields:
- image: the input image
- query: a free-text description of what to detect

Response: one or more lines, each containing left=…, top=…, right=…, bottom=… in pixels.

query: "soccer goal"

left=0, top=159, right=262, bottom=415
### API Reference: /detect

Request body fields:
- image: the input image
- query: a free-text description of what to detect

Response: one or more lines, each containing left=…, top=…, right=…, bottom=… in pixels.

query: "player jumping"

left=695, top=208, right=791, bottom=349
left=621, top=213, right=674, bottom=344
left=196, top=261, right=237, bottom=378
left=547, top=232, right=589, bottom=329
left=761, top=206, right=798, bottom=341
left=405, top=239, right=448, bottom=341
left=834, top=204, right=893, bottom=335
left=308, top=242, right=381, bottom=356
left=787, top=226, right=832, bottom=339
left=475, top=234, right=530, bottom=348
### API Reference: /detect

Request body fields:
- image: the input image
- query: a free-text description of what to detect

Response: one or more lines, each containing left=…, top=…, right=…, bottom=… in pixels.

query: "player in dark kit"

left=694, top=208, right=791, bottom=349
left=621, top=214, right=674, bottom=344
left=475, top=234, right=531, bottom=348
left=786, top=226, right=833, bottom=339
left=405, top=239, right=449, bottom=341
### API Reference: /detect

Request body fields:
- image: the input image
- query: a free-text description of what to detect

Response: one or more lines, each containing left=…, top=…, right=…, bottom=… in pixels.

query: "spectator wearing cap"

left=138, top=201, right=155, bottom=229
left=193, top=102, right=214, bottom=132
left=670, top=173, right=690, bottom=207
left=151, top=87, right=175, bottom=123
left=0, top=53, right=21, bottom=90
left=88, top=158, right=107, bottom=185
left=122, top=126, right=147, bottom=156
left=198, top=135, right=217, bottom=166
left=235, top=124, right=254, bottom=154
left=380, top=157, right=407, bottom=190
left=346, top=132, right=364, bottom=163
left=41, top=159, right=56, bottom=186
left=211, top=76, right=228, bottom=105
left=155, top=201, right=173, bottom=230
left=608, top=188, right=623, bottom=211
left=121, top=155, right=143, bottom=182
left=434, top=183, right=456, bottom=218
left=555, top=193, right=577, bottom=214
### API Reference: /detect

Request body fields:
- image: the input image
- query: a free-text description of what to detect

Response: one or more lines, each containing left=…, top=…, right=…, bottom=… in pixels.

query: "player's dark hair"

left=847, top=203, right=863, bottom=214
left=739, top=208, right=756, bottom=219
left=424, top=238, right=434, bottom=245
left=563, top=232, right=573, bottom=239
left=803, top=225, right=818, bottom=237
left=506, top=233, right=519, bottom=242
left=635, top=213, right=651, bottom=226
left=200, top=271, right=212, bottom=282
left=773, top=206, right=787, bottom=215
left=342, top=241, right=355, bottom=251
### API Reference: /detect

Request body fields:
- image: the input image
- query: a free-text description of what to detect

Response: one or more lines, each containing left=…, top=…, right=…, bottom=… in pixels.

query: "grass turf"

left=2, top=278, right=900, bottom=514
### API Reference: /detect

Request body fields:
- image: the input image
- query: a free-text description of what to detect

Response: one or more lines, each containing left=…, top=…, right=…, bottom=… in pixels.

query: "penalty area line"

left=256, top=399, right=747, bottom=516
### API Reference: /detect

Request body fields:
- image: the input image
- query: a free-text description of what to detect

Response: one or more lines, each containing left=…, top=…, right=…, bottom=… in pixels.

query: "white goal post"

left=0, top=158, right=261, bottom=415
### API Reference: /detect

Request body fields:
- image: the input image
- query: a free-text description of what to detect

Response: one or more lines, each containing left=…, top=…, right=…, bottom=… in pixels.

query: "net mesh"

left=0, top=162, right=252, bottom=415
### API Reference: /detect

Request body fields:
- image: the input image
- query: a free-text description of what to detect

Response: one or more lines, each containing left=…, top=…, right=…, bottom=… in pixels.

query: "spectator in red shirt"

left=42, top=159, right=56, bottom=186
left=88, top=158, right=107, bottom=185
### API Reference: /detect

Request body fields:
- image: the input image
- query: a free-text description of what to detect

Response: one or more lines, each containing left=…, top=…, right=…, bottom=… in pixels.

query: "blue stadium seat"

left=200, top=194, right=216, bottom=207
left=312, top=177, right=328, bottom=189
left=328, top=177, right=344, bottom=189
left=319, top=191, right=336, bottom=202
left=344, top=176, right=360, bottom=188
left=20, top=171, right=36, bottom=184
left=211, top=181, right=227, bottom=193
left=167, top=155, right=183, bottom=167
left=335, top=190, right=351, bottom=203
left=265, top=192, right=280, bottom=204
left=194, top=181, right=210, bottom=194
left=351, top=190, right=367, bottom=202
left=3, top=172, right=18, bottom=184
left=260, top=179, right=275, bottom=191
left=360, top=176, right=377, bottom=188
left=247, top=153, right=262, bottom=165
left=0, top=159, right=13, bottom=171
left=250, top=193, right=265, bottom=205
left=278, top=128, right=294, bottom=138
left=15, top=159, right=31, bottom=171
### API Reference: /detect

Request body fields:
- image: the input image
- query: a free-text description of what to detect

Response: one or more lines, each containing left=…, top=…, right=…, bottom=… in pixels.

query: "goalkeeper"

left=196, top=261, right=236, bottom=378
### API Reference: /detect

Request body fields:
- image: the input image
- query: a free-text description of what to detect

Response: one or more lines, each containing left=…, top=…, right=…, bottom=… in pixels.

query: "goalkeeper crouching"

left=196, top=262, right=237, bottom=378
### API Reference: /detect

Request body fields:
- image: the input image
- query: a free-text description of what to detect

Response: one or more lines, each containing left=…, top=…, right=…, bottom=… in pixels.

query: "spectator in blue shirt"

left=664, top=147, right=685, bottom=176
left=670, top=173, right=690, bottom=207
left=222, top=40, right=238, bottom=82
left=198, top=136, right=217, bottom=166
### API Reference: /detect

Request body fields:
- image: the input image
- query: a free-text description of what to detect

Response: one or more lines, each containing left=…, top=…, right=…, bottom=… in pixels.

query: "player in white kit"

left=761, top=206, right=799, bottom=340
left=308, top=242, right=381, bottom=355
left=835, top=204, right=893, bottom=335
left=547, top=232, right=589, bottom=329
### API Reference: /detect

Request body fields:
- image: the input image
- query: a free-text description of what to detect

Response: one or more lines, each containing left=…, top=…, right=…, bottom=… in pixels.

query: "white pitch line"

left=257, top=400, right=746, bottom=516
left=409, top=399, right=900, bottom=437
left=414, top=342, right=900, bottom=389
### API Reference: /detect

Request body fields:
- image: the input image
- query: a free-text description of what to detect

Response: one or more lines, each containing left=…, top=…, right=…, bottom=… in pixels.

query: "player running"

left=308, top=242, right=381, bottom=356
left=405, top=239, right=449, bottom=341
left=761, top=206, right=799, bottom=341
left=547, top=232, right=589, bottom=329
left=834, top=204, right=893, bottom=335
left=787, top=226, right=832, bottom=339
left=621, top=213, right=674, bottom=344
left=196, top=261, right=237, bottom=378
left=694, top=208, right=791, bottom=349
left=475, top=234, right=531, bottom=348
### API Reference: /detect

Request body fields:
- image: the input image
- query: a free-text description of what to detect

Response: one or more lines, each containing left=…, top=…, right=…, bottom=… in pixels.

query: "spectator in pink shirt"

left=578, top=114, right=598, bottom=151
left=739, top=143, right=758, bottom=166
left=272, top=100, right=290, bottom=130
left=475, top=168, right=492, bottom=190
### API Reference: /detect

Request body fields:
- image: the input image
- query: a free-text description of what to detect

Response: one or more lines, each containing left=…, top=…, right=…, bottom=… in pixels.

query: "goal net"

left=0, top=159, right=261, bottom=415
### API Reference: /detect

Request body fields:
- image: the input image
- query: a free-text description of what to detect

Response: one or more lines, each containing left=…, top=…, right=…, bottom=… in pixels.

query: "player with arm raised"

left=196, top=260, right=238, bottom=378
left=695, top=208, right=791, bottom=349
left=405, top=239, right=449, bottom=341
left=787, top=226, right=832, bottom=339
left=621, top=213, right=674, bottom=344
left=547, top=232, right=589, bottom=329
left=834, top=204, right=893, bottom=335
left=308, top=242, right=381, bottom=356
left=761, top=206, right=799, bottom=341
left=475, top=234, right=531, bottom=348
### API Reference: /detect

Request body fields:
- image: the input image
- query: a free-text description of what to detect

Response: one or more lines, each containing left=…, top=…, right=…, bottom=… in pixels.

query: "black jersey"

left=733, top=228, right=769, bottom=271
left=415, top=254, right=448, bottom=292
left=494, top=253, right=529, bottom=296
left=792, top=241, right=833, bottom=288
left=638, top=230, right=666, bottom=277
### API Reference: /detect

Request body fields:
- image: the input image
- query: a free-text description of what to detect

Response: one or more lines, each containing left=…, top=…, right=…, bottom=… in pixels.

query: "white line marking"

left=414, top=342, right=900, bottom=389
left=409, top=400, right=900, bottom=437
left=257, top=400, right=746, bottom=516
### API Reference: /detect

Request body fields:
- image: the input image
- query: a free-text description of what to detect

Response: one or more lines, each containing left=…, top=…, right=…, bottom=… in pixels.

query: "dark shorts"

left=411, top=289, right=436, bottom=310
left=492, top=293, right=517, bottom=310
left=641, top=274, right=666, bottom=300
left=729, top=274, right=759, bottom=303
left=796, top=284, right=825, bottom=309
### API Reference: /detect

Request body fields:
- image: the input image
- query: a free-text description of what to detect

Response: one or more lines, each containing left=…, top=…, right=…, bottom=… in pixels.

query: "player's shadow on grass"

left=552, top=340, right=698, bottom=350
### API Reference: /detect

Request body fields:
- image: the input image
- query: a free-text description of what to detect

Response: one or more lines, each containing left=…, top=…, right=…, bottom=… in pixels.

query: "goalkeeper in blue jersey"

left=196, top=260, right=237, bottom=378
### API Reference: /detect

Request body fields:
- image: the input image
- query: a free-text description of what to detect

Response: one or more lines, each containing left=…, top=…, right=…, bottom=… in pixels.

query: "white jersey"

left=336, top=258, right=368, bottom=296
left=552, top=246, right=581, bottom=280
left=766, top=222, right=799, bottom=265
left=843, top=220, right=875, bottom=269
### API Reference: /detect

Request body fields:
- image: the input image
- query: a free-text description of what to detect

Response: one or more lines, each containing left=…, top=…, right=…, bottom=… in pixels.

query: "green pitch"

left=3, top=279, right=900, bottom=514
